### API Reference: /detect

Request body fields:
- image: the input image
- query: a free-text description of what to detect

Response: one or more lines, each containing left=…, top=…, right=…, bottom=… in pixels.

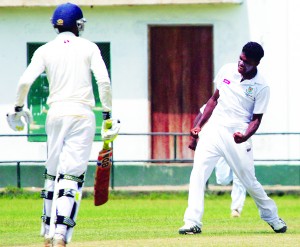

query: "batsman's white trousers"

left=45, top=102, right=96, bottom=177
left=184, top=122, right=279, bottom=227
left=215, top=158, right=246, bottom=213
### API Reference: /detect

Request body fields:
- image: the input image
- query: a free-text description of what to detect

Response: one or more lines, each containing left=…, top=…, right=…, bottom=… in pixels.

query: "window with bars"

left=26, top=42, right=111, bottom=142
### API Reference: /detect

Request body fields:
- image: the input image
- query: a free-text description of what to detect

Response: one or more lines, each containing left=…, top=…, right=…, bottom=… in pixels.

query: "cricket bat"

left=94, top=140, right=113, bottom=206
left=94, top=119, right=121, bottom=206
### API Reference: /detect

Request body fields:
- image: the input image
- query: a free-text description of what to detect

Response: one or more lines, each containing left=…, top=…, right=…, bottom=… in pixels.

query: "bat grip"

left=103, top=141, right=110, bottom=150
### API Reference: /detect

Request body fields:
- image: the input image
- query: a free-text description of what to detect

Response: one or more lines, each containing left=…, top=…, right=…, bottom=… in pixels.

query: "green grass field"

left=0, top=191, right=299, bottom=247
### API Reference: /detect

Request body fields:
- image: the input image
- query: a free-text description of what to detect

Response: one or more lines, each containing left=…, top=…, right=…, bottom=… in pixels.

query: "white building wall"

left=247, top=0, right=300, bottom=163
left=0, top=1, right=299, bottom=163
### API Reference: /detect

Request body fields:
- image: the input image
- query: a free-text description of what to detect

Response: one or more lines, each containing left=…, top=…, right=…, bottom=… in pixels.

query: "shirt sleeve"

left=253, top=86, right=270, bottom=114
left=90, top=45, right=112, bottom=112
left=15, top=48, right=45, bottom=107
left=213, top=64, right=227, bottom=90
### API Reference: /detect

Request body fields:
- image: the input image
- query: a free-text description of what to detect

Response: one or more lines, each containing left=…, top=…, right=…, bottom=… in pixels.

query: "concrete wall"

left=1, top=164, right=299, bottom=188
left=0, top=1, right=300, bottom=165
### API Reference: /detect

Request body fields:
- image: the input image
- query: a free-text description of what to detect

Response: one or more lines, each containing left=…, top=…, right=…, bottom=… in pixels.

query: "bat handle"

left=103, top=141, right=110, bottom=150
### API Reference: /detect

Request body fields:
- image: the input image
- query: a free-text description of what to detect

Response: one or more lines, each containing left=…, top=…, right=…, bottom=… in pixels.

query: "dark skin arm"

left=233, top=114, right=263, bottom=143
left=190, top=89, right=219, bottom=138
left=188, top=111, right=202, bottom=150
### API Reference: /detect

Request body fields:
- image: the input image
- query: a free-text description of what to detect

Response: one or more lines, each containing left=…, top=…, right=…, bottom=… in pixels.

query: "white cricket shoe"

left=52, top=238, right=66, bottom=247
left=44, top=237, right=52, bottom=247
left=53, top=234, right=66, bottom=247
left=231, top=209, right=240, bottom=218
left=268, top=218, right=287, bottom=233
left=179, top=223, right=201, bottom=234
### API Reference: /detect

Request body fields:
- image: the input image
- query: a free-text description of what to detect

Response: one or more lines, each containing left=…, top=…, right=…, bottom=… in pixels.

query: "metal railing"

left=2, top=131, right=300, bottom=159
left=1, top=132, right=300, bottom=188
left=113, top=132, right=193, bottom=163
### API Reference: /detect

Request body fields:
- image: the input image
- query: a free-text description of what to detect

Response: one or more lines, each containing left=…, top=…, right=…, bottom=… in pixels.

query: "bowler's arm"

left=191, top=89, right=219, bottom=138
left=233, top=114, right=263, bottom=143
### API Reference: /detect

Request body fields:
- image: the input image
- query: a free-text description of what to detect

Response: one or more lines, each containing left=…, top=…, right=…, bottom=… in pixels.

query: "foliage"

left=0, top=186, right=40, bottom=199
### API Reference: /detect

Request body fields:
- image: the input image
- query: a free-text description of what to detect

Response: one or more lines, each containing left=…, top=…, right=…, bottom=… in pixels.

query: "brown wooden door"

left=150, top=26, right=213, bottom=160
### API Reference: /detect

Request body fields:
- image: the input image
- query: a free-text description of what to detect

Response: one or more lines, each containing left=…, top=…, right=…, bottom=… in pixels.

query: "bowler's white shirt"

left=210, top=63, right=270, bottom=128
left=15, top=32, right=112, bottom=111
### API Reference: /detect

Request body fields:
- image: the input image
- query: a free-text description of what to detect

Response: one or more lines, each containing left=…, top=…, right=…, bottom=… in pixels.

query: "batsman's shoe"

left=52, top=236, right=66, bottom=247
left=268, top=218, right=287, bottom=233
left=231, top=209, right=240, bottom=218
left=44, top=237, right=52, bottom=247
left=179, top=224, right=201, bottom=235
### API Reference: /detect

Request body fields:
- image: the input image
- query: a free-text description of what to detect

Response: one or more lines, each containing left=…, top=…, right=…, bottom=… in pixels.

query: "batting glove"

left=101, top=119, right=121, bottom=142
left=7, top=106, right=33, bottom=131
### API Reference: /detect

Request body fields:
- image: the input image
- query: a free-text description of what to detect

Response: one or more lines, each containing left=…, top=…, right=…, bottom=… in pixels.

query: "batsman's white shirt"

left=14, top=32, right=112, bottom=177
left=183, top=63, right=280, bottom=227
left=15, top=32, right=112, bottom=111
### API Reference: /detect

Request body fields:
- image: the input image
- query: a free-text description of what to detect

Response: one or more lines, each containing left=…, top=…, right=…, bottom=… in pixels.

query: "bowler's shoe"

left=179, top=224, right=201, bottom=235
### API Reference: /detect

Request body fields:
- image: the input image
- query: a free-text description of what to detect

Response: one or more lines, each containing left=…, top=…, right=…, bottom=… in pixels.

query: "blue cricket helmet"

left=51, top=2, right=85, bottom=31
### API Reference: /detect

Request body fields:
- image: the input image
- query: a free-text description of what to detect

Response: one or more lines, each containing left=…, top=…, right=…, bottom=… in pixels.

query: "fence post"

left=174, top=134, right=177, bottom=160
left=17, top=162, right=21, bottom=188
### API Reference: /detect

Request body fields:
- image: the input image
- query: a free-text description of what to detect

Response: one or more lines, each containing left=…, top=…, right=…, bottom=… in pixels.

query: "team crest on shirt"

left=245, top=86, right=254, bottom=99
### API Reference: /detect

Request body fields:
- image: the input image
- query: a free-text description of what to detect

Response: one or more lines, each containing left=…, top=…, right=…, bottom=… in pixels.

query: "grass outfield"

left=0, top=191, right=299, bottom=247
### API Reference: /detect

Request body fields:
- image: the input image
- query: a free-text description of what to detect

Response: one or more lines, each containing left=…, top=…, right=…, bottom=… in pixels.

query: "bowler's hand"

left=190, top=126, right=201, bottom=139
left=233, top=132, right=247, bottom=143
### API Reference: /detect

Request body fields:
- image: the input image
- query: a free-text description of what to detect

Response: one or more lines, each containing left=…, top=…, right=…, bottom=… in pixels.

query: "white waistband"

left=49, top=102, right=92, bottom=111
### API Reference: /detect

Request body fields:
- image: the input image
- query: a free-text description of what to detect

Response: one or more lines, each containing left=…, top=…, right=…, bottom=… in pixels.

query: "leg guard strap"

left=41, top=215, right=51, bottom=225
left=41, top=190, right=54, bottom=200
left=58, top=188, right=77, bottom=198
left=44, top=169, right=56, bottom=181
left=58, top=173, right=85, bottom=188
left=55, top=215, right=76, bottom=228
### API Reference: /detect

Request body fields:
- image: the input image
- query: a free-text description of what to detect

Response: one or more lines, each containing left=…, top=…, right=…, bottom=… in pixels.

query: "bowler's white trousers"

left=184, top=122, right=280, bottom=227
left=45, top=102, right=96, bottom=177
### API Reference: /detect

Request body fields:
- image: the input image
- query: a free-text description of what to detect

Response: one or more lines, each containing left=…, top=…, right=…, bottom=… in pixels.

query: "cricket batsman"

left=7, top=3, right=119, bottom=247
